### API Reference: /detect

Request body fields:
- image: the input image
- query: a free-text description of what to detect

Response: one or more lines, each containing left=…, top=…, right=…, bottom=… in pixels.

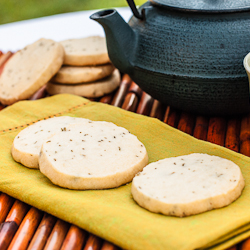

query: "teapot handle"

left=126, top=0, right=144, bottom=19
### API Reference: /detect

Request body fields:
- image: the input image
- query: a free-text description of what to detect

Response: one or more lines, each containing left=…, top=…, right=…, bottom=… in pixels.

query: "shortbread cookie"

left=0, top=38, right=64, bottom=105
left=46, top=69, right=120, bottom=98
left=60, top=36, right=110, bottom=66
left=52, top=64, right=115, bottom=84
left=11, top=116, right=90, bottom=169
left=39, top=121, right=148, bottom=189
left=132, top=153, right=245, bottom=217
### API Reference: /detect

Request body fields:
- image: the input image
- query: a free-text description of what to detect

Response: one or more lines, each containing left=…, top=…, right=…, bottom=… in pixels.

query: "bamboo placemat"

left=0, top=52, right=250, bottom=250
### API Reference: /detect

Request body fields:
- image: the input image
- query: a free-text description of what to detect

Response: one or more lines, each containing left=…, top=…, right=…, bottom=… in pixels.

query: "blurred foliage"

left=0, top=0, right=146, bottom=25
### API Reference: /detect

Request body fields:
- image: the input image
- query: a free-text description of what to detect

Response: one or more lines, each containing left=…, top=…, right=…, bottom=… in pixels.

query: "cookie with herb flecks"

left=52, top=64, right=115, bottom=84
left=39, top=121, right=148, bottom=190
left=60, top=36, right=110, bottom=66
left=46, top=69, right=120, bottom=98
left=132, top=153, right=245, bottom=217
left=0, top=38, right=64, bottom=105
left=11, top=116, right=90, bottom=169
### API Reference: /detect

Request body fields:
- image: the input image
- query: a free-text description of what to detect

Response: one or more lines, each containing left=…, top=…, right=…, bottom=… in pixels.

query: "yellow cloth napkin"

left=1, top=93, right=250, bottom=250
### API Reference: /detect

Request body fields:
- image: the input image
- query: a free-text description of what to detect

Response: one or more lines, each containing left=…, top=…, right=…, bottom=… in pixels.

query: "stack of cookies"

left=0, top=36, right=120, bottom=106
left=46, top=36, right=120, bottom=99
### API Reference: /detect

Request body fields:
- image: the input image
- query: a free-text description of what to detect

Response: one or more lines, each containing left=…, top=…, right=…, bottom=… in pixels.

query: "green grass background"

left=0, top=0, right=146, bottom=25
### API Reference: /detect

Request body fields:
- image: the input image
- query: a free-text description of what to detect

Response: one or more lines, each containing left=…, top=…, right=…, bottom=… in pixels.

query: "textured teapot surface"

left=90, top=1, right=250, bottom=115
left=130, top=2, right=250, bottom=79
left=126, top=2, right=250, bottom=115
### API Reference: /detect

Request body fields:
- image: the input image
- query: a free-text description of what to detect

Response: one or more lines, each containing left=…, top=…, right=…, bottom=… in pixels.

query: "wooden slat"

left=0, top=52, right=13, bottom=75
left=127, top=82, right=142, bottom=98
left=163, top=106, right=170, bottom=123
left=227, top=246, right=237, bottom=250
left=149, top=100, right=166, bottom=121
left=207, top=117, right=227, bottom=146
left=0, top=222, right=18, bottom=250
left=101, top=241, right=120, bottom=250
left=0, top=201, right=30, bottom=250
left=5, top=200, right=30, bottom=225
left=27, top=213, right=56, bottom=250
left=83, top=234, right=103, bottom=250
left=0, top=104, right=5, bottom=111
left=177, top=112, right=195, bottom=135
left=111, top=74, right=132, bottom=107
left=136, top=92, right=154, bottom=116
left=193, top=116, right=209, bottom=141
left=121, top=92, right=139, bottom=112
left=61, top=225, right=88, bottom=250
left=225, top=118, right=240, bottom=152
left=241, top=238, right=250, bottom=250
left=121, top=82, right=142, bottom=112
left=164, top=107, right=180, bottom=128
left=43, top=219, right=70, bottom=250
left=7, top=207, right=43, bottom=250
left=99, top=93, right=114, bottom=104
left=29, top=86, right=47, bottom=101
left=240, top=114, right=250, bottom=157
left=240, top=140, right=250, bottom=157
left=0, top=194, right=15, bottom=223
left=0, top=52, right=12, bottom=67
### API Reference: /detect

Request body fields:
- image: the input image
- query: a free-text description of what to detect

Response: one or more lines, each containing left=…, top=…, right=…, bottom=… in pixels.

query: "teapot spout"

left=90, top=9, right=135, bottom=74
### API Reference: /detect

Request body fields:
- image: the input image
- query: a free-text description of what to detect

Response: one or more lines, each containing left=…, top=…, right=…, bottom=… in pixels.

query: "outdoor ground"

left=0, top=0, right=146, bottom=25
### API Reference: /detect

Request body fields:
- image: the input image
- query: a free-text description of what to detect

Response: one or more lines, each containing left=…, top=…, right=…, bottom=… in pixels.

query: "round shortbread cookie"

left=60, top=36, right=110, bottom=66
left=46, top=69, right=120, bottom=98
left=11, top=116, right=90, bottom=169
left=52, top=64, right=115, bottom=84
left=39, top=121, right=148, bottom=189
left=0, top=38, right=64, bottom=105
left=132, top=153, right=245, bottom=217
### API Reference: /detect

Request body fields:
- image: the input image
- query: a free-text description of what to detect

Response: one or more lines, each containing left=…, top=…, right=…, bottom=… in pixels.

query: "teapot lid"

left=149, top=0, right=250, bottom=12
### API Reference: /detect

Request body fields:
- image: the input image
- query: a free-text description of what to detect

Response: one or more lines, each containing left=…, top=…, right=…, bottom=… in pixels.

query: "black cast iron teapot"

left=90, top=0, right=250, bottom=115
